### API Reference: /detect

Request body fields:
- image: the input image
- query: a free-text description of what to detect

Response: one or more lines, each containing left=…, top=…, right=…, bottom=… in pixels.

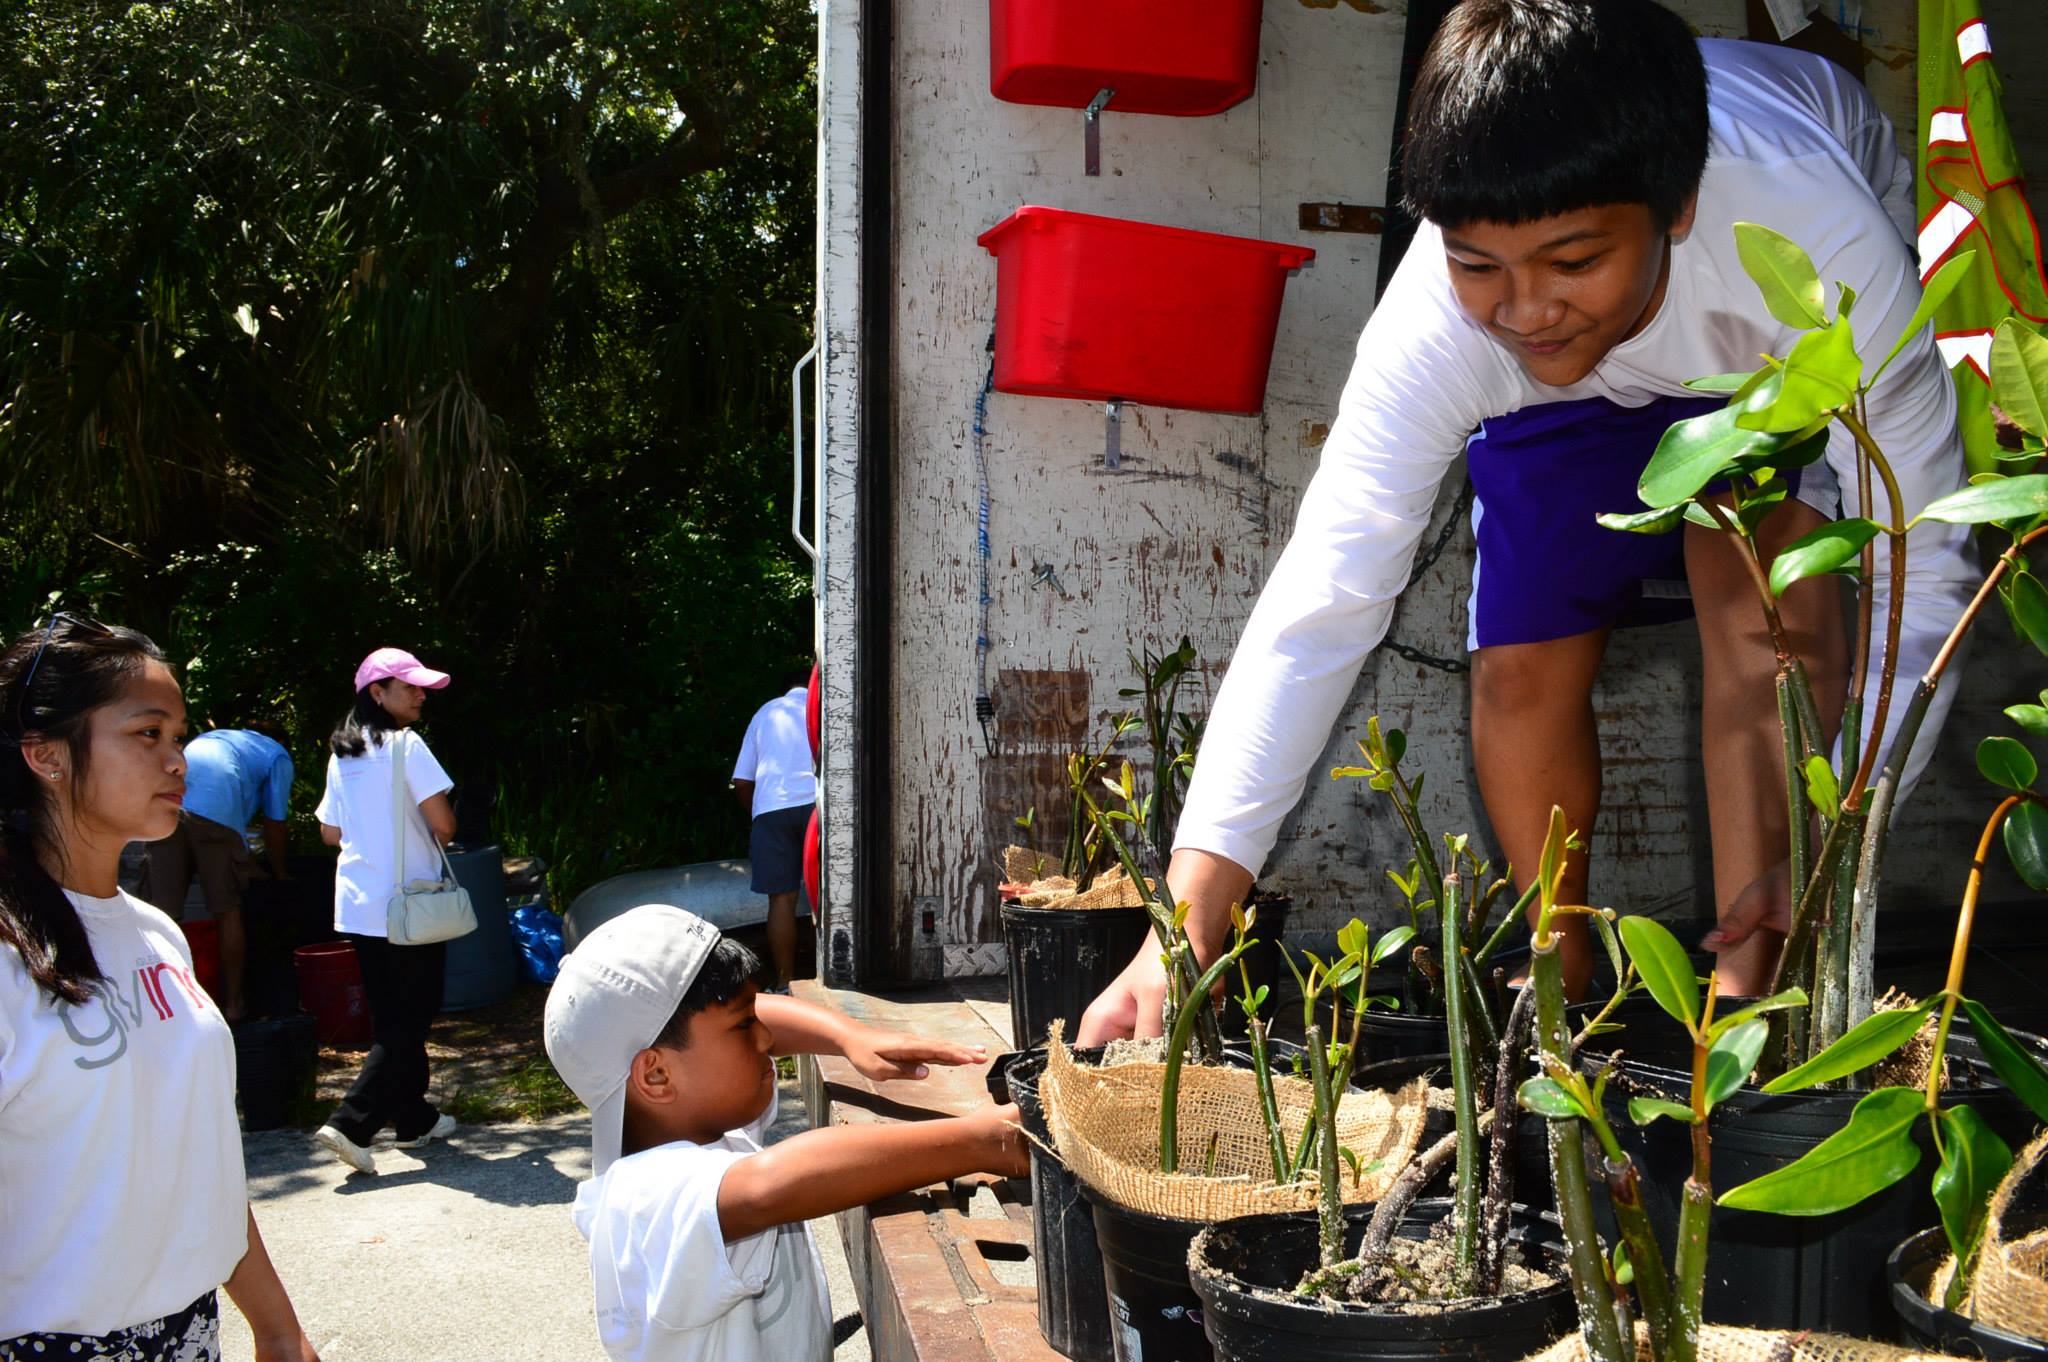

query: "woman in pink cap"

left=310, top=648, right=459, bottom=1176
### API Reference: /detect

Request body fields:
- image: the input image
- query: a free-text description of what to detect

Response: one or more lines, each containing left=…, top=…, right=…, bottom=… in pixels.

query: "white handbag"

left=384, top=730, right=477, bottom=945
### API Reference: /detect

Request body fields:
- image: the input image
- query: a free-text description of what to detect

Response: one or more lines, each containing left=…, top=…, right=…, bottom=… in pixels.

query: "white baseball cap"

left=543, top=904, right=723, bottom=1175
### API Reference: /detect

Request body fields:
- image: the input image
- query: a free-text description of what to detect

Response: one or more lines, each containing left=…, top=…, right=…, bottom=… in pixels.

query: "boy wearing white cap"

left=545, top=904, right=1028, bottom=1362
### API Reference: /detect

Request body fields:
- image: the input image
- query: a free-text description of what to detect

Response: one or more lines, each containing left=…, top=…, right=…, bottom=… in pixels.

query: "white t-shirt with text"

left=732, top=689, right=817, bottom=819
left=570, top=1095, right=831, bottom=1362
left=315, top=729, right=456, bottom=937
left=0, top=889, right=246, bottom=1336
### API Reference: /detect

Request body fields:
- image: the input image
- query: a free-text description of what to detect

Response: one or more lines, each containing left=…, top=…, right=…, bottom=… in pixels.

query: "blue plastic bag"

left=509, top=899, right=565, bottom=984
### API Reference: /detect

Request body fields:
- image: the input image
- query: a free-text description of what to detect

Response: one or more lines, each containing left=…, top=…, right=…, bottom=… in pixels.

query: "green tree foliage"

left=1, top=0, right=819, bottom=899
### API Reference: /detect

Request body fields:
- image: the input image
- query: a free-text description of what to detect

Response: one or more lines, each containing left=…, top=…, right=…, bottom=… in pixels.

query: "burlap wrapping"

left=1038, top=1027, right=1429, bottom=1221
left=1525, top=1324, right=1972, bottom=1362
left=1006, top=855, right=1154, bottom=910
left=1965, top=1127, right=2048, bottom=1339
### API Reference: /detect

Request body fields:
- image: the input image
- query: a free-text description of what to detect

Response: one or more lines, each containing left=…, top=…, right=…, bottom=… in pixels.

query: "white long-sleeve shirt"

left=1175, top=40, right=1978, bottom=877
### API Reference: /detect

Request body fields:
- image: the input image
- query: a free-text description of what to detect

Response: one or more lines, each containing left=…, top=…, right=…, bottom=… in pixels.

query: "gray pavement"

left=225, top=1079, right=868, bottom=1361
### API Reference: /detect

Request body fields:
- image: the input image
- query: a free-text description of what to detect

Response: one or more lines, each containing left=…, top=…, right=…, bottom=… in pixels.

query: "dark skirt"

left=1, top=1291, right=219, bottom=1362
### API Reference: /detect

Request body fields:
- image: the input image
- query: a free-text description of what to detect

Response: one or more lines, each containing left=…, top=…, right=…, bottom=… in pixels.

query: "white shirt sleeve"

left=314, top=754, right=339, bottom=825
left=403, top=732, right=455, bottom=802
left=733, top=712, right=762, bottom=783
left=1173, top=242, right=1491, bottom=875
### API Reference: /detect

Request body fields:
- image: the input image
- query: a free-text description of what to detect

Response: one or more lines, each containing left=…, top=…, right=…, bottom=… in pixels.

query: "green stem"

left=1441, top=873, right=1480, bottom=1293
left=1477, top=877, right=1542, bottom=973
left=1158, top=943, right=1250, bottom=1173
left=1671, top=1009, right=1715, bottom=1362
left=1306, top=1022, right=1344, bottom=1271
left=1248, top=1016, right=1291, bottom=1185
left=1815, top=808, right=1863, bottom=1058
left=1599, top=1147, right=1686, bottom=1362
left=1778, top=672, right=1811, bottom=932
left=1531, top=931, right=1631, bottom=1362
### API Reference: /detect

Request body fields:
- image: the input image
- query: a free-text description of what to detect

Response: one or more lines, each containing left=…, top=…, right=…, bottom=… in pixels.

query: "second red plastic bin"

left=978, top=205, right=1314, bottom=415
left=293, top=941, right=373, bottom=1047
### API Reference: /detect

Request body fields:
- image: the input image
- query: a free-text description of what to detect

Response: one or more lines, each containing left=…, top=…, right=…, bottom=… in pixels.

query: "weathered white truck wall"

left=858, top=0, right=2045, bottom=980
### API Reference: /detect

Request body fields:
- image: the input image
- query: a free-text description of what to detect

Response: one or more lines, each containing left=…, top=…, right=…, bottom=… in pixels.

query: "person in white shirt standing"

left=0, top=614, right=317, bottom=1360
left=311, top=647, right=461, bottom=1177
left=1080, top=0, right=1975, bottom=1041
left=730, top=671, right=817, bottom=988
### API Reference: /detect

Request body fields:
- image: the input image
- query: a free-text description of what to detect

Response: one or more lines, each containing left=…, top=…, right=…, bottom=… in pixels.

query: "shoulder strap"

left=389, top=729, right=409, bottom=886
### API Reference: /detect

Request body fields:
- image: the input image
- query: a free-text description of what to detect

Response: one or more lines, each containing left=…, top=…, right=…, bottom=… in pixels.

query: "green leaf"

left=1336, top=918, right=1367, bottom=960
left=1734, top=221, right=1828, bottom=330
left=2008, top=572, right=2048, bottom=657
left=1597, top=505, right=1689, bottom=535
left=1685, top=372, right=1764, bottom=394
left=1992, top=317, right=2048, bottom=439
left=1979, top=736, right=2039, bottom=792
left=1371, top=924, right=1417, bottom=967
left=1879, top=251, right=1977, bottom=382
left=2005, top=802, right=2048, bottom=892
left=1629, top=1096, right=1699, bottom=1126
left=1619, top=915, right=1699, bottom=1030
left=2008, top=705, right=2048, bottom=740
left=1915, top=474, right=2048, bottom=527
left=1718, top=1087, right=1924, bottom=1215
left=1611, top=1240, right=1635, bottom=1287
left=1736, top=480, right=1791, bottom=534
left=1705, top=1019, right=1770, bottom=1109
left=1739, top=321, right=1860, bottom=434
left=1836, top=280, right=1858, bottom=320
left=1933, top=1105, right=2012, bottom=1282
left=1800, top=755, right=1841, bottom=819
left=1385, top=728, right=1406, bottom=768
left=1961, top=998, right=2048, bottom=1124
left=1768, top=518, right=1881, bottom=598
left=1640, top=385, right=1804, bottom=508
left=1705, top=988, right=1810, bottom=1041
left=1519, top=1076, right=1590, bottom=1121
left=1761, top=1000, right=1935, bottom=1093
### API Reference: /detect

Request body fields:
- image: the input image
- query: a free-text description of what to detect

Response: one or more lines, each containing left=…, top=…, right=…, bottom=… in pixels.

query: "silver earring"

left=45, top=770, right=59, bottom=779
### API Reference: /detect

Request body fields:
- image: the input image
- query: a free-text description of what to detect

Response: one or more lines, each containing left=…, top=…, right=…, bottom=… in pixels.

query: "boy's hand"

left=1701, top=859, right=1791, bottom=953
left=845, top=1028, right=989, bottom=1082
left=974, top=1102, right=1031, bottom=1177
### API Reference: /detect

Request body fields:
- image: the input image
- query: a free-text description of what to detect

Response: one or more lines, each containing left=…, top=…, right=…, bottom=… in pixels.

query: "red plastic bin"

left=978, top=206, right=1313, bottom=415
left=989, top=0, right=1265, bottom=116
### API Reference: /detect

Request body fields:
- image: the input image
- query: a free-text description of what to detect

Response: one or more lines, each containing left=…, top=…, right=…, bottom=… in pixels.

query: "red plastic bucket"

left=293, top=941, right=372, bottom=1047
left=177, top=920, right=224, bottom=1007
left=989, top=0, right=1265, bottom=116
left=978, top=206, right=1313, bottom=414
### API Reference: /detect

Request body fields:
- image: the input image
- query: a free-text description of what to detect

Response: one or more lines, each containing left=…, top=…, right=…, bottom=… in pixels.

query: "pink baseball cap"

left=354, top=647, right=452, bottom=694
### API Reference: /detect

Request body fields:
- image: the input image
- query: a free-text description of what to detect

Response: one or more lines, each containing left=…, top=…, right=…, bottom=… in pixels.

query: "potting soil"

left=1040, top=1026, right=1429, bottom=1222
left=1302, top=1218, right=1557, bottom=1309
left=1524, top=1323, right=1976, bottom=1362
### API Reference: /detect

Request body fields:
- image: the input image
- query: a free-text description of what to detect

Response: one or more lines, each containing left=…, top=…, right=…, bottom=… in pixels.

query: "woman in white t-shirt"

left=311, top=647, right=459, bottom=1177
left=0, top=615, right=317, bottom=1361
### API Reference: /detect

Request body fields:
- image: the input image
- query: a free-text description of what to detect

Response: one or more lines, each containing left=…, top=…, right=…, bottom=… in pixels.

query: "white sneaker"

left=315, top=1124, right=378, bottom=1176
left=394, top=1113, right=458, bottom=1149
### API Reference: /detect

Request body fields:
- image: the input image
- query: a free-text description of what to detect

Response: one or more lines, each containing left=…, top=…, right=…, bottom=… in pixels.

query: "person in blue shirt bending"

left=139, top=725, right=294, bottom=1019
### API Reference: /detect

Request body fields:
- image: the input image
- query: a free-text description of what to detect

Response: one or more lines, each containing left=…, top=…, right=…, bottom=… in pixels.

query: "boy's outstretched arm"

left=717, top=1104, right=1028, bottom=1241
left=756, top=993, right=988, bottom=1081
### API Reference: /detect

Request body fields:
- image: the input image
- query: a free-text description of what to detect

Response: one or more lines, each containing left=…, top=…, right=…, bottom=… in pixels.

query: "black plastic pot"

left=235, top=1013, right=318, bottom=1131
left=1609, top=1041, right=2036, bottom=1338
left=1002, top=902, right=1154, bottom=1049
left=1088, top=1195, right=1214, bottom=1362
left=1188, top=1198, right=1574, bottom=1362
left=1007, top=1047, right=1117, bottom=1362
left=1889, top=1226, right=2048, bottom=1360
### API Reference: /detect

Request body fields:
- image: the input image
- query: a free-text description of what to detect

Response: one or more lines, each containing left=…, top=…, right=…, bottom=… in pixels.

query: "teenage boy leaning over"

left=545, top=905, right=1028, bottom=1362
left=1080, top=0, right=1977, bottom=1038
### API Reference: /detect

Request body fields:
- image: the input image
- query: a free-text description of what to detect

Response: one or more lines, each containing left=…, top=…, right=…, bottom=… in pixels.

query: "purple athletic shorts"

left=1464, top=394, right=1799, bottom=650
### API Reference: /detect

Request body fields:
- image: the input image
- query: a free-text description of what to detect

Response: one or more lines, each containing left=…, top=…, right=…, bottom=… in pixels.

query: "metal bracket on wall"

left=1103, top=399, right=1123, bottom=470
left=1084, top=88, right=1114, bottom=177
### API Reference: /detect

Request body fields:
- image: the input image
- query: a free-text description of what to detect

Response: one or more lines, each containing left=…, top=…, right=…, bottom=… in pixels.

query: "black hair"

left=1400, top=0, right=1708, bottom=231
left=330, top=685, right=400, bottom=758
left=655, top=937, right=767, bottom=1048
left=0, top=617, right=166, bottom=1004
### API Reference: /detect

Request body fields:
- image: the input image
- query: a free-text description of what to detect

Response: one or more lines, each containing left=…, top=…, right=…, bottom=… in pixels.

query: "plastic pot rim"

left=1888, top=1224, right=2048, bottom=1357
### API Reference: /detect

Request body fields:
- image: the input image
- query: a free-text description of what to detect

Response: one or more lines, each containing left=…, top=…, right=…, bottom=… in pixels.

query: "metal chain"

left=1379, top=477, right=1474, bottom=675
